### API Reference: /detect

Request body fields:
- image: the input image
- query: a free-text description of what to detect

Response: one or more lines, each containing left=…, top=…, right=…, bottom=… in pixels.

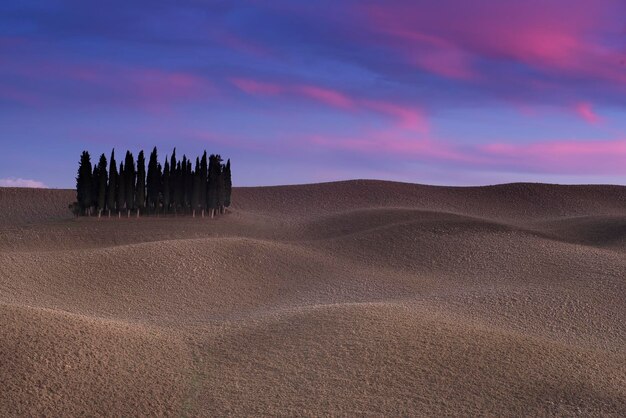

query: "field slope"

left=1, top=180, right=625, bottom=416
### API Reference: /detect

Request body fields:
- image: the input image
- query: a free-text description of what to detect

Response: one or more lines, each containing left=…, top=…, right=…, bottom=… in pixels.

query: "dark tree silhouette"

left=96, top=153, right=108, bottom=217
left=169, top=149, right=177, bottom=213
left=181, top=155, right=189, bottom=211
left=192, top=157, right=201, bottom=217
left=217, top=159, right=225, bottom=214
left=76, top=151, right=93, bottom=215
left=174, top=161, right=183, bottom=213
left=147, top=147, right=159, bottom=213
left=207, top=154, right=222, bottom=217
left=74, top=147, right=231, bottom=218
left=124, top=151, right=136, bottom=217
left=186, top=159, right=193, bottom=212
left=200, top=151, right=208, bottom=217
left=136, top=150, right=146, bottom=217
left=107, top=149, right=117, bottom=216
left=91, top=165, right=99, bottom=211
left=117, top=162, right=126, bottom=218
left=163, top=158, right=171, bottom=214
left=224, top=159, right=232, bottom=209
left=157, top=162, right=163, bottom=215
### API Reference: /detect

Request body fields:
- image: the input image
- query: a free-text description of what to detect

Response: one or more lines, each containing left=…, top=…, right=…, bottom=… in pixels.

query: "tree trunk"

left=202, top=209, right=205, bottom=218
left=137, top=209, right=140, bottom=218
left=127, top=209, right=130, bottom=218
left=193, top=209, right=196, bottom=218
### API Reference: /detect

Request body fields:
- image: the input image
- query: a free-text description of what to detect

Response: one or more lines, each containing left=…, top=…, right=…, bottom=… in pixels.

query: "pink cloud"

left=294, top=85, right=354, bottom=109
left=229, top=77, right=427, bottom=131
left=1, top=58, right=215, bottom=108
left=230, top=77, right=355, bottom=109
left=481, top=139, right=626, bottom=174
left=308, top=123, right=626, bottom=176
left=309, top=129, right=474, bottom=164
left=361, top=100, right=428, bottom=133
left=360, top=12, right=476, bottom=80
left=217, top=32, right=275, bottom=58
left=359, top=1, right=626, bottom=85
left=0, top=84, right=42, bottom=107
left=411, top=50, right=475, bottom=81
left=230, top=77, right=285, bottom=95
left=574, top=102, right=602, bottom=124
left=483, top=139, right=626, bottom=157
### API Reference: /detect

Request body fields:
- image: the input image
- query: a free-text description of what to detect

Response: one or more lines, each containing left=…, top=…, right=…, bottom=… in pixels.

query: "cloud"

left=1, top=58, right=215, bottom=109
left=230, top=77, right=427, bottom=131
left=307, top=125, right=626, bottom=176
left=479, top=138, right=626, bottom=175
left=229, top=77, right=285, bottom=95
left=294, top=85, right=354, bottom=109
left=574, top=102, right=602, bottom=124
left=0, top=178, right=47, bottom=188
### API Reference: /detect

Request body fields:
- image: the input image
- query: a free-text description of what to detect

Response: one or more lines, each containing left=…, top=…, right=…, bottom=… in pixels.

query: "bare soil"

left=1, top=180, right=625, bottom=416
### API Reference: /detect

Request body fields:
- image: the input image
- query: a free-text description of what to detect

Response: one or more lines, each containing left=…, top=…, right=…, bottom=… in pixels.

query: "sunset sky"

left=1, top=0, right=626, bottom=188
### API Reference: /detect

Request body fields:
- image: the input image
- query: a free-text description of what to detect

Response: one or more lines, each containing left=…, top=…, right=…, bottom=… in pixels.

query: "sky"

left=1, top=0, right=626, bottom=188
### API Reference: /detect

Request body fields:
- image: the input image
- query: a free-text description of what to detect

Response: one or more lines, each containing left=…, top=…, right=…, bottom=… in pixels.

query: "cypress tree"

left=217, top=159, right=225, bottom=214
left=156, top=162, right=163, bottom=214
left=191, top=157, right=201, bottom=217
left=163, top=158, right=170, bottom=214
left=117, top=162, right=126, bottom=217
left=146, top=147, right=159, bottom=213
left=107, top=149, right=117, bottom=216
left=207, top=154, right=220, bottom=217
left=175, top=161, right=183, bottom=212
left=76, top=151, right=93, bottom=215
left=124, top=151, right=135, bottom=216
left=136, top=150, right=146, bottom=217
left=96, top=153, right=108, bottom=217
left=92, top=166, right=99, bottom=211
left=224, top=159, right=232, bottom=208
left=186, top=159, right=193, bottom=211
left=169, top=149, right=177, bottom=212
left=181, top=155, right=189, bottom=211
left=200, top=151, right=208, bottom=216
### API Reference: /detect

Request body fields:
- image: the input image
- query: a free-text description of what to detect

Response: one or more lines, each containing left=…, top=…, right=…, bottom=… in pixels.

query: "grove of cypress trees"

left=74, top=147, right=231, bottom=219
left=76, top=151, right=93, bottom=215
left=107, top=149, right=117, bottom=216
left=136, top=150, right=146, bottom=217
left=125, top=151, right=136, bottom=217
left=96, top=153, right=108, bottom=217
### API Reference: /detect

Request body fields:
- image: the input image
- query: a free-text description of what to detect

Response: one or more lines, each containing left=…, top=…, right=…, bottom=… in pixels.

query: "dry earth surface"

left=1, top=180, right=625, bottom=416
